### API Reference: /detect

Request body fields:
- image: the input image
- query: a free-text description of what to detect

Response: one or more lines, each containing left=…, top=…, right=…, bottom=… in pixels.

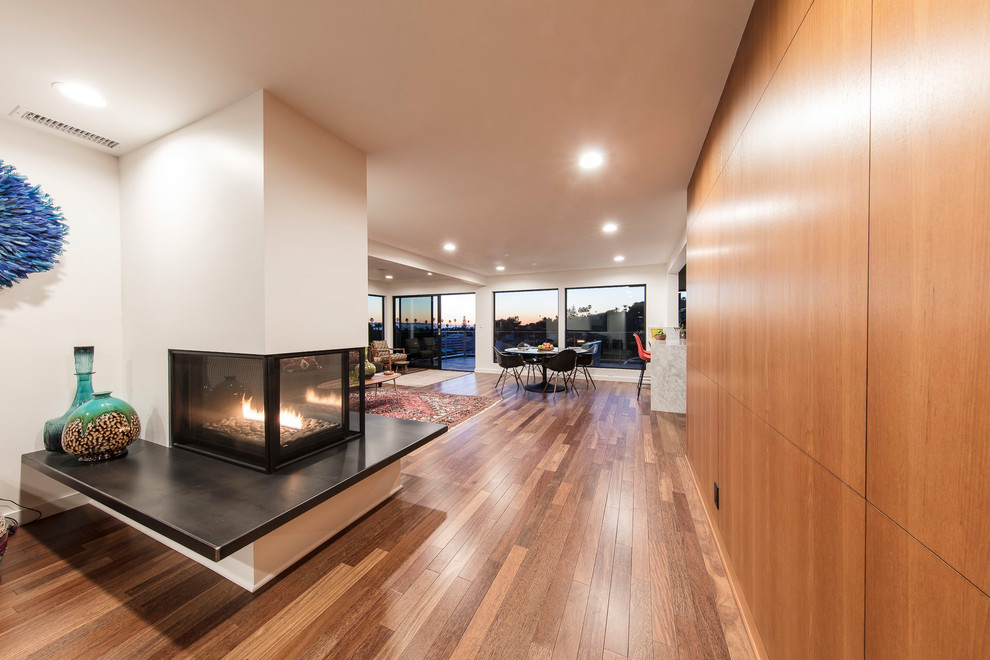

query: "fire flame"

left=241, top=395, right=303, bottom=430
left=305, top=388, right=342, bottom=408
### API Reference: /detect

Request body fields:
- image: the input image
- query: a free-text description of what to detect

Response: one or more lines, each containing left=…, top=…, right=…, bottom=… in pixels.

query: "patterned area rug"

left=351, top=390, right=500, bottom=427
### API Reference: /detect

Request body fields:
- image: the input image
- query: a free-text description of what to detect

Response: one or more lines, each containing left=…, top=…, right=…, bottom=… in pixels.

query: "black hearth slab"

left=22, top=414, right=446, bottom=561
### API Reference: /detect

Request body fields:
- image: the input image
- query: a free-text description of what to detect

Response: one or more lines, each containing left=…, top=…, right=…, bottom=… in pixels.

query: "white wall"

left=120, top=92, right=266, bottom=444
left=263, top=93, right=367, bottom=352
left=0, top=120, right=123, bottom=513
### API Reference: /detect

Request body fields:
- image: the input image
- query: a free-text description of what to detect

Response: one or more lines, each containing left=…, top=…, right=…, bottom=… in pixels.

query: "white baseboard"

left=476, top=365, right=649, bottom=384
left=5, top=491, right=90, bottom=525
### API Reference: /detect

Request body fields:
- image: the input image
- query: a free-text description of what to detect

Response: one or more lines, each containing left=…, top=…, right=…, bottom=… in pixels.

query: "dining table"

left=505, top=346, right=589, bottom=393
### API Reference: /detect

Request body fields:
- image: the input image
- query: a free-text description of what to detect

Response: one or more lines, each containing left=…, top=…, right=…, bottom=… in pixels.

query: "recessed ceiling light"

left=614, top=255, right=625, bottom=262
left=443, top=242, right=456, bottom=251
left=385, top=274, right=394, bottom=279
left=427, top=272, right=433, bottom=276
left=578, top=149, right=605, bottom=170
left=52, top=82, right=107, bottom=107
left=602, top=222, right=618, bottom=233
left=495, top=265, right=505, bottom=271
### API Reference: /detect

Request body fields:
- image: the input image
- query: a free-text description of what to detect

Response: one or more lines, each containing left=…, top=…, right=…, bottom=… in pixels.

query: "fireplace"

left=169, top=348, right=366, bottom=472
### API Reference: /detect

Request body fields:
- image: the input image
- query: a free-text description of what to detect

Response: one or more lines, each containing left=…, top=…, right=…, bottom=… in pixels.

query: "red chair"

left=633, top=333, right=651, bottom=400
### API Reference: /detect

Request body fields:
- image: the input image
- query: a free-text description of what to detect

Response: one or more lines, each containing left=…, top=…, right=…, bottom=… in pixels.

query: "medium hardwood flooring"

left=0, top=374, right=752, bottom=659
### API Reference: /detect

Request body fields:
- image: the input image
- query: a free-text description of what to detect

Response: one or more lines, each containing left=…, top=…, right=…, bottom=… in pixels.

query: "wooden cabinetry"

left=867, top=0, right=990, bottom=597
left=686, top=0, right=990, bottom=656
left=720, top=392, right=864, bottom=660
left=866, top=508, right=990, bottom=658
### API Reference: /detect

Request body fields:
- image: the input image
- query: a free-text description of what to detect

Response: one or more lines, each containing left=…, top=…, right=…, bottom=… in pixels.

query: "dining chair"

left=633, top=333, right=652, bottom=400
left=574, top=342, right=599, bottom=389
left=494, top=347, right=526, bottom=394
left=516, top=342, right=540, bottom=384
left=544, top=349, right=578, bottom=399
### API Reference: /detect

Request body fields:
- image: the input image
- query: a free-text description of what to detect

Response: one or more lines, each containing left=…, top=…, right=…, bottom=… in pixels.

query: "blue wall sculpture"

left=0, top=159, right=69, bottom=289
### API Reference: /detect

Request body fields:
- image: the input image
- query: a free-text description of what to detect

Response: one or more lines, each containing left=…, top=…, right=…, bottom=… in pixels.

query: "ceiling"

left=1, top=0, right=753, bottom=278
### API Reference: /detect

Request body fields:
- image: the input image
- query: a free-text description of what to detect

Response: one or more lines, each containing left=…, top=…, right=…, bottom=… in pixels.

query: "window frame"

left=368, top=294, right=385, bottom=344
left=563, top=283, right=647, bottom=370
left=492, top=287, right=560, bottom=363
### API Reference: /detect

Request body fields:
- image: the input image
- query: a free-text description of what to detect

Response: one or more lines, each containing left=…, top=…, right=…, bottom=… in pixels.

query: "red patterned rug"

left=350, top=390, right=500, bottom=427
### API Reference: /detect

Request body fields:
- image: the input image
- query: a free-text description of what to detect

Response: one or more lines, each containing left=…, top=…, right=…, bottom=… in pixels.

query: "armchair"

left=369, top=340, right=407, bottom=373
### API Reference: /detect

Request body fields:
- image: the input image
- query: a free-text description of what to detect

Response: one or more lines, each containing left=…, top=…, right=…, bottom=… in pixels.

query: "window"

left=493, top=289, right=558, bottom=361
left=565, top=285, right=646, bottom=368
left=368, top=294, right=384, bottom=343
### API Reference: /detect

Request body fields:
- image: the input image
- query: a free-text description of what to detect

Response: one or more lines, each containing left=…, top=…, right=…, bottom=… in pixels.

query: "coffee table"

left=352, top=372, right=401, bottom=397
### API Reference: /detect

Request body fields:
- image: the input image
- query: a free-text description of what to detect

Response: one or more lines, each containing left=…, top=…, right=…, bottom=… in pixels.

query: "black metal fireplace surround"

left=169, top=348, right=367, bottom=473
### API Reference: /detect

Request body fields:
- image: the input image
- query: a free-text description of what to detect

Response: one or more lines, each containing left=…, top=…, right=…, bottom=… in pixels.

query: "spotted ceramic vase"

left=62, top=391, right=141, bottom=462
left=0, top=515, right=7, bottom=566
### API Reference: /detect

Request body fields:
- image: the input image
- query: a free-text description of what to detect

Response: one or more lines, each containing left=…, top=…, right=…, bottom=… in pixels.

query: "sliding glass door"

left=394, top=295, right=438, bottom=369
left=437, top=293, right=475, bottom=371
left=393, top=293, right=475, bottom=371
left=368, top=294, right=385, bottom=344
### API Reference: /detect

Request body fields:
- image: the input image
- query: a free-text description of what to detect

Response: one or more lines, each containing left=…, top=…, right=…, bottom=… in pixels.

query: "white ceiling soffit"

left=368, top=257, right=463, bottom=287
left=0, top=1, right=754, bottom=277
left=369, top=242, right=486, bottom=286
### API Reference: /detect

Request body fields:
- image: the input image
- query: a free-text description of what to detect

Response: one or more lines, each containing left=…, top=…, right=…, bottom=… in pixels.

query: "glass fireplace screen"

left=169, top=348, right=365, bottom=472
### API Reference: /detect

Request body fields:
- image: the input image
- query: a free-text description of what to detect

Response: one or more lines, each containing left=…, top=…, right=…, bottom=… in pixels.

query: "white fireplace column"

left=120, top=90, right=368, bottom=445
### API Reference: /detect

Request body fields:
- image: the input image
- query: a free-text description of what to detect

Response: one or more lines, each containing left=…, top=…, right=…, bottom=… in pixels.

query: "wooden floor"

left=0, top=374, right=752, bottom=659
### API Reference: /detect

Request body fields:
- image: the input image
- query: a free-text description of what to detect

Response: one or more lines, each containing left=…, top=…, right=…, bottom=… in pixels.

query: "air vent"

left=8, top=106, right=119, bottom=149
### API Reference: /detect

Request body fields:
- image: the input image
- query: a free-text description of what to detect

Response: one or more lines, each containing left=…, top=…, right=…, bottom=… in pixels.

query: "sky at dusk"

left=566, top=286, right=646, bottom=317
left=379, top=286, right=644, bottom=329
left=496, top=286, right=645, bottom=325
left=495, top=289, right=559, bottom=325
left=395, top=293, right=476, bottom=326
left=368, top=295, right=383, bottom=323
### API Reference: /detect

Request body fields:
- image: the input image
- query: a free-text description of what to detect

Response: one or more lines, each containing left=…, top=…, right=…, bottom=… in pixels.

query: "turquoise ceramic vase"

left=43, top=346, right=96, bottom=452
left=61, top=391, right=141, bottom=462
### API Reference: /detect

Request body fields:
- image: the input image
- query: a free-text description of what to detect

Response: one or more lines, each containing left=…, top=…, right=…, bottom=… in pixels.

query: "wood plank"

left=576, top=505, right=619, bottom=657
left=686, top=367, right=719, bottom=524
left=867, top=0, right=990, bottom=596
left=551, top=581, right=591, bottom=660
left=866, top=507, right=990, bottom=658
left=713, top=0, right=870, bottom=493
left=450, top=544, right=528, bottom=659
left=719, top=391, right=863, bottom=659
left=604, top=543, right=633, bottom=656
left=687, top=0, right=814, bottom=222
left=225, top=549, right=386, bottom=658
